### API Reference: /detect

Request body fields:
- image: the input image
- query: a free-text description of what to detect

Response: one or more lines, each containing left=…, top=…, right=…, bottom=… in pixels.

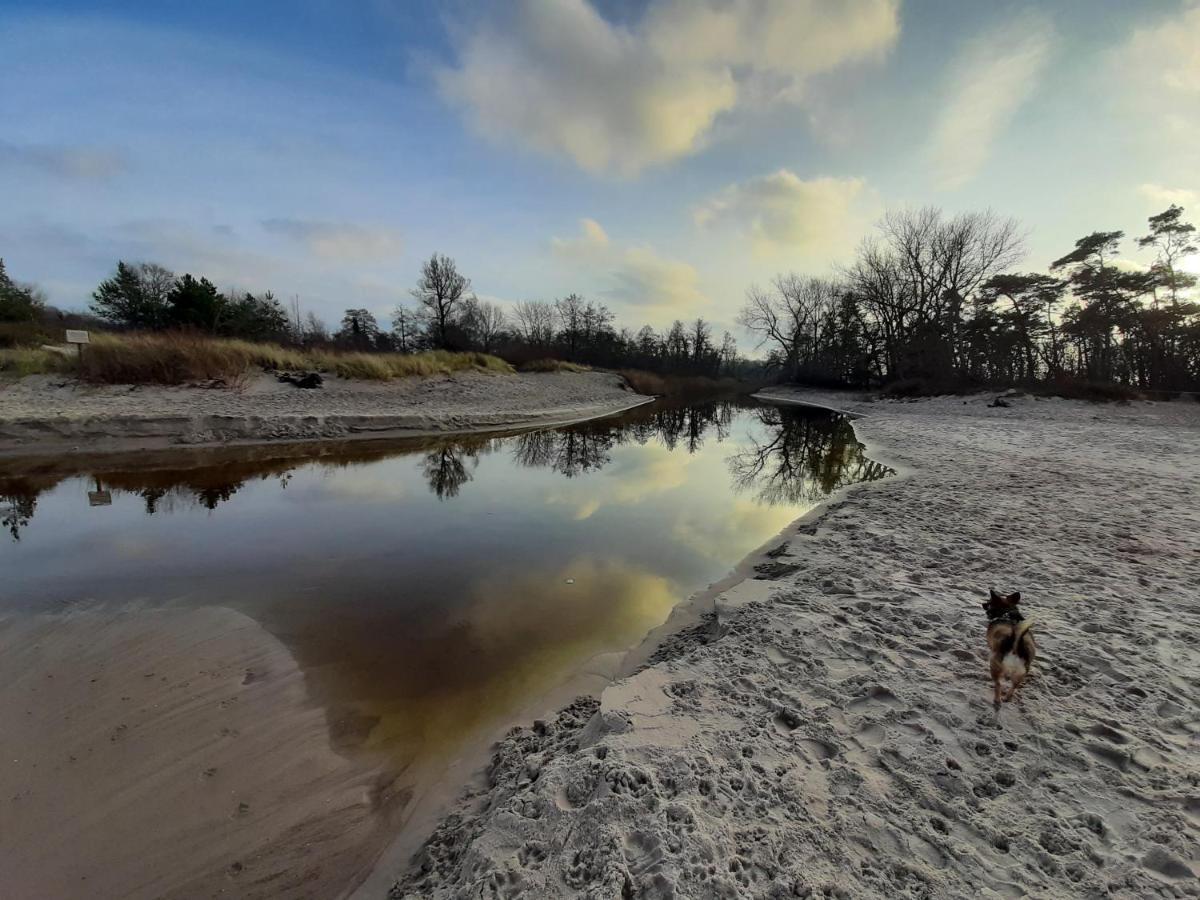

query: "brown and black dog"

left=982, top=589, right=1036, bottom=707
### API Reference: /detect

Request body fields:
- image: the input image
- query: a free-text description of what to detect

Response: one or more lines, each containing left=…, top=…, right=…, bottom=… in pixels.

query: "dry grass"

left=517, top=358, right=590, bottom=373
left=69, top=333, right=513, bottom=385
left=0, top=347, right=73, bottom=377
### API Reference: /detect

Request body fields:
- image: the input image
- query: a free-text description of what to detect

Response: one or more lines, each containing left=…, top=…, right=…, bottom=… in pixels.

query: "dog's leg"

left=1006, top=666, right=1027, bottom=702
left=990, top=660, right=1003, bottom=708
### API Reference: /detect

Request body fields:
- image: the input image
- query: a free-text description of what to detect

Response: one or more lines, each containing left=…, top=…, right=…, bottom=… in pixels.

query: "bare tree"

left=719, top=331, right=738, bottom=374
left=391, top=305, right=420, bottom=353
left=844, top=207, right=1024, bottom=378
left=555, top=293, right=587, bottom=357
left=513, top=300, right=556, bottom=346
left=461, top=297, right=506, bottom=353
left=738, top=275, right=840, bottom=377
left=303, top=310, right=328, bottom=343
left=412, top=253, right=470, bottom=349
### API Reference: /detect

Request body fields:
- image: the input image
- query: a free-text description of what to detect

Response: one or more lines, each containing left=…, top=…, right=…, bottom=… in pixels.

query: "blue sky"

left=1, top=0, right=1197, bottom=340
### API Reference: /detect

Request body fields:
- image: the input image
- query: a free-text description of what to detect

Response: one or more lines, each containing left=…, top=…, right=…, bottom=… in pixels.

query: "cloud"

left=438, top=0, right=899, bottom=176
left=0, top=140, right=128, bottom=180
left=1114, top=3, right=1200, bottom=146
left=1139, top=183, right=1198, bottom=209
left=550, top=217, right=610, bottom=259
left=551, top=218, right=710, bottom=323
left=694, top=171, right=876, bottom=259
left=927, top=13, right=1053, bottom=190
left=261, top=219, right=404, bottom=261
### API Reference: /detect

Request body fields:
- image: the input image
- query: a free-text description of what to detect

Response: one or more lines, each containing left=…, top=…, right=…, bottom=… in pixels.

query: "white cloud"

left=694, top=171, right=877, bottom=259
left=261, top=219, right=404, bottom=261
left=927, top=13, right=1053, bottom=190
left=1139, top=183, right=1198, bottom=210
left=1114, top=3, right=1200, bottom=146
left=438, top=0, right=899, bottom=176
left=551, top=218, right=711, bottom=323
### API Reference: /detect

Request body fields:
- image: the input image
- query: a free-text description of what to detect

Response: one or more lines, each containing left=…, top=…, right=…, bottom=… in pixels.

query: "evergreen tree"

left=92, top=261, right=171, bottom=328
left=166, top=274, right=225, bottom=331
left=0, top=259, right=42, bottom=323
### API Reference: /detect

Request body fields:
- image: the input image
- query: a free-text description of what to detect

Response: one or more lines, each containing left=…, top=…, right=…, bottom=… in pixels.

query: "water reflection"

left=0, top=400, right=886, bottom=537
left=1, top=397, right=893, bottom=856
left=728, top=405, right=893, bottom=505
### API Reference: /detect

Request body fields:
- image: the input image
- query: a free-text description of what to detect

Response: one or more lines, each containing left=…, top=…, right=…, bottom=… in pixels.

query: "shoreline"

left=0, top=370, right=653, bottom=458
left=389, top=388, right=1200, bottom=898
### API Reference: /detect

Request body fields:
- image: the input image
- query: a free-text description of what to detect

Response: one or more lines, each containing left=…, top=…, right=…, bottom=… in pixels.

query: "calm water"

left=0, top=398, right=889, bottom=770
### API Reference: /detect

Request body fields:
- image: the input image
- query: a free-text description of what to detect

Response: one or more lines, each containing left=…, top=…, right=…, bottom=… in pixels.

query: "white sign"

left=66, top=330, right=91, bottom=344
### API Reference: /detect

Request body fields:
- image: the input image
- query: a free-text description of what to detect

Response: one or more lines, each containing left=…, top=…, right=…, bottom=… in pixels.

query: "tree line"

left=738, top=204, right=1199, bottom=392
left=0, top=251, right=746, bottom=378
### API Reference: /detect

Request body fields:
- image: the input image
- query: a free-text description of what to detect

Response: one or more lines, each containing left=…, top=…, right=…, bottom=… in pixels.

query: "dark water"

left=0, top=398, right=889, bottom=768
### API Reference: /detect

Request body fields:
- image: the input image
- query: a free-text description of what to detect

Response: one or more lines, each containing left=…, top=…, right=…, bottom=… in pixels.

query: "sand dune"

left=390, top=391, right=1200, bottom=898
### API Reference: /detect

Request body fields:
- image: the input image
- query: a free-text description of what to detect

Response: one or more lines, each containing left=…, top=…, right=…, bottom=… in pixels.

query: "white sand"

left=0, top=371, right=647, bottom=455
left=0, top=605, right=399, bottom=900
left=390, top=390, right=1200, bottom=898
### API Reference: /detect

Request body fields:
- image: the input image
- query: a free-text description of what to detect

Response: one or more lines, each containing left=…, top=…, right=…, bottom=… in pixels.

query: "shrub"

left=1038, top=377, right=1139, bottom=403
left=881, top=377, right=983, bottom=398
left=0, top=322, right=53, bottom=348
left=619, top=369, right=759, bottom=397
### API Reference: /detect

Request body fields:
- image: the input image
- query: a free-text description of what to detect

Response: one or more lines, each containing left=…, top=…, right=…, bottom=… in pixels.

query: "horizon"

left=2, top=0, right=1197, bottom=343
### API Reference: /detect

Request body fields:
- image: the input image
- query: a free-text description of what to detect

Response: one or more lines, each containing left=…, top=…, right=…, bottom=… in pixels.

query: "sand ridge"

left=0, top=370, right=649, bottom=455
left=390, top=390, right=1200, bottom=898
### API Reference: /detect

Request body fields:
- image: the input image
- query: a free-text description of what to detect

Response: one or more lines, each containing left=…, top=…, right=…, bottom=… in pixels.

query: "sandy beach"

left=390, top=390, right=1200, bottom=898
left=0, top=371, right=648, bottom=455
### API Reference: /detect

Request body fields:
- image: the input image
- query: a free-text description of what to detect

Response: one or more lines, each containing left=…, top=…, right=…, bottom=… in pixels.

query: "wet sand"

left=0, top=605, right=401, bottom=900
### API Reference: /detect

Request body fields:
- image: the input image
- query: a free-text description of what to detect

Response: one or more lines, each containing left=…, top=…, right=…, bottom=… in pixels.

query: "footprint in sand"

left=847, top=685, right=902, bottom=712
left=798, top=738, right=838, bottom=760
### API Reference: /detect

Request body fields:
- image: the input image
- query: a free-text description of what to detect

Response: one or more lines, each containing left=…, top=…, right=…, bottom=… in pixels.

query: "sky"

left=1, top=0, right=1197, bottom=342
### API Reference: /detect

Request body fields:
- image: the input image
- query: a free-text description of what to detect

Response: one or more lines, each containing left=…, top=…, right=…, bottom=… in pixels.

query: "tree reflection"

left=421, top=445, right=475, bottom=499
left=511, top=398, right=737, bottom=476
left=512, top=428, right=616, bottom=477
left=2, top=485, right=37, bottom=541
left=727, top=407, right=894, bottom=505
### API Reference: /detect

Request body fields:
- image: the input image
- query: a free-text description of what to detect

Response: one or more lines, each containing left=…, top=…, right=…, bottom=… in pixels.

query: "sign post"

left=65, top=330, right=90, bottom=363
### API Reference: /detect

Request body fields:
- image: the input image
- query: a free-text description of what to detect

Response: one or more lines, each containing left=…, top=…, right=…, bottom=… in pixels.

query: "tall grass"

left=67, top=333, right=514, bottom=385
left=0, top=347, right=73, bottom=377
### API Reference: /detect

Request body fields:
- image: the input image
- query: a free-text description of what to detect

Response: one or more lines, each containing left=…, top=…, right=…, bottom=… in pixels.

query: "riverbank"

left=0, top=370, right=649, bottom=455
left=391, top=389, right=1200, bottom=898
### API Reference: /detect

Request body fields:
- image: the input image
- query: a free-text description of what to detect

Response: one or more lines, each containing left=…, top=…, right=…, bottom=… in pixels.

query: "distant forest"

left=1, top=203, right=1195, bottom=392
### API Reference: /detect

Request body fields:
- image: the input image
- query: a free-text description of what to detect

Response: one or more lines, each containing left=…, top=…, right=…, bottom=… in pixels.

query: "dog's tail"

left=1001, top=620, right=1033, bottom=678
left=1010, top=619, right=1033, bottom=652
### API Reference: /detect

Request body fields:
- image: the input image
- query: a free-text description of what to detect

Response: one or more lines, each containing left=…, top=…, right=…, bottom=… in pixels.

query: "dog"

left=981, top=589, right=1036, bottom=707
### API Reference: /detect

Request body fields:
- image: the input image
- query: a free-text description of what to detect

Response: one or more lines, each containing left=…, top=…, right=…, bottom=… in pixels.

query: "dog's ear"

left=1008, top=591, right=1021, bottom=603
left=989, top=588, right=1003, bottom=602
left=980, top=601, right=990, bottom=610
